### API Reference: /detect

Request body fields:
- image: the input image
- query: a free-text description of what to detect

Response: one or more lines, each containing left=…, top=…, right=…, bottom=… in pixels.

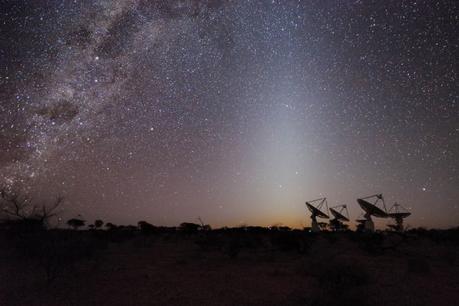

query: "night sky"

left=1, top=0, right=457, bottom=229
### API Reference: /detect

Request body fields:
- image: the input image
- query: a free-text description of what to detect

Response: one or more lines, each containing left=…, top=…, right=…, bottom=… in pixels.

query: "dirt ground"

left=1, top=231, right=458, bottom=306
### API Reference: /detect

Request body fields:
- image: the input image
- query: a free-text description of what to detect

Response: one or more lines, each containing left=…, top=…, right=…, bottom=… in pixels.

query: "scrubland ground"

left=1, top=229, right=458, bottom=306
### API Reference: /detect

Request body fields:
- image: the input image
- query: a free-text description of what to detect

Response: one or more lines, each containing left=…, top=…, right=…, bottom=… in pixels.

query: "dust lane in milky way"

left=0, top=1, right=458, bottom=228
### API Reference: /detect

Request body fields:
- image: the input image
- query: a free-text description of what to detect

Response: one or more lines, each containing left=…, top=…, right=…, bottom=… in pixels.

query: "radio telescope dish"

left=356, top=194, right=388, bottom=232
left=306, top=201, right=329, bottom=219
left=329, top=205, right=350, bottom=231
left=357, top=194, right=388, bottom=218
left=305, top=198, right=329, bottom=232
left=388, top=203, right=411, bottom=231
left=330, top=205, right=350, bottom=222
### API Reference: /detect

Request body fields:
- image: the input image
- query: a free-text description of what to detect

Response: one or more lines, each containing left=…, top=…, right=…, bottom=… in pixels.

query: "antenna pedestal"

left=363, top=213, right=375, bottom=232
left=305, top=198, right=329, bottom=232
left=329, top=205, right=350, bottom=231
left=311, top=219, right=320, bottom=232
left=390, top=217, right=404, bottom=232
left=388, top=203, right=411, bottom=232
left=364, top=219, right=375, bottom=232
left=329, top=219, right=345, bottom=231
left=357, top=195, right=388, bottom=231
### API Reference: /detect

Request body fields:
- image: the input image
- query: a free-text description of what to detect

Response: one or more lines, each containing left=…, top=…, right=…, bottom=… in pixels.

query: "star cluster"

left=1, top=0, right=457, bottom=228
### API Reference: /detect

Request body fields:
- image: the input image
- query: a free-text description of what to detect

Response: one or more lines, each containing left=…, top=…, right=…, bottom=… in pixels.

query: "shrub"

left=67, top=218, right=85, bottom=230
left=179, top=222, right=201, bottom=234
left=94, top=219, right=104, bottom=229
left=138, top=221, right=157, bottom=235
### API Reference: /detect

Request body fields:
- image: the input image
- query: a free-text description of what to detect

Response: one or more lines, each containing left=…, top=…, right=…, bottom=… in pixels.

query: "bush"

left=179, top=222, right=201, bottom=234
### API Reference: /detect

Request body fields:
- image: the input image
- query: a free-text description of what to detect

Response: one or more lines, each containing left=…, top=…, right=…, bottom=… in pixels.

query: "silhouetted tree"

left=94, top=219, right=104, bottom=229
left=124, top=225, right=137, bottom=231
left=270, top=225, right=291, bottom=232
left=67, top=218, right=85, bottom=230
left=201, top=224, right=212, bottom=231
left=197, top=217, right=212, bottom=231
left=0, top=187, right=62, bottom=232
left=179, top=222, right=201, bottom=234
left=105, top=222, right=117, bottom=230
left=138, top=221, right=156, bottom=235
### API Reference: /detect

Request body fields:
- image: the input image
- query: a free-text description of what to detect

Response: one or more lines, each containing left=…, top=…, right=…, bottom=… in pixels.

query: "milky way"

left=1, top=1, right=458, bottom=228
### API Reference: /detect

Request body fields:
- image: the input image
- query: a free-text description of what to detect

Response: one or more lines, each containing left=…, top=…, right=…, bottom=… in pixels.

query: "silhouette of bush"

left=136, top=221, right=157, bottom=247
left=105, top=222, right=117, bottom=230
left=2, top=218, right=45, bottom=235
left=94, top=219, right=104, bottom=229
left=179, top=222, right=201, bottom=234
left=138, top=221, right=157, bottom=235
left=67, top=218, right=85, bottom=230
left=425, top=227, right=459, bottom=245
left=106, top=225, right=137, bottom=243
left=0, top=188, right=62, bottom=232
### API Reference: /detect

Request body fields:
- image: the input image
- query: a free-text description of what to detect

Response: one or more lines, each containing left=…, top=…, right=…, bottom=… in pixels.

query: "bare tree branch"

left=0, top=188, right=63, bottom=226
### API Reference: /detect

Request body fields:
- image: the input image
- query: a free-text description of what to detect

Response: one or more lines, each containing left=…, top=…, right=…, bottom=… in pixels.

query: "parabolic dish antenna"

left=388, top=203, right=411, bottom=219
left=356, top=194, right=388, bottom=232
left=330, top=205, right=350, bottom=222
left=329, top=204, right=350, bottom=231
left=305, top=198, right=329, bottom=232
left=388, top=203, right=411, bottom=231
left=357, top=194, right=388, bottom=218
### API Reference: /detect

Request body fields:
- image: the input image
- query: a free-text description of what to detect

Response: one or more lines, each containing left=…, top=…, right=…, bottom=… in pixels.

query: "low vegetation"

left=1, top=188, right=458, bottom=305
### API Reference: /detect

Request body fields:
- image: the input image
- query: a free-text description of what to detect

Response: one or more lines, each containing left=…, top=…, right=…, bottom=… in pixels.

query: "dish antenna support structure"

left=356, top=194, right=388, bottom=232
left=305, top=198, right=329, bottom=232
left=388, top=203, right=411, bottom=231
left=329, top=205, right=350, bottom=231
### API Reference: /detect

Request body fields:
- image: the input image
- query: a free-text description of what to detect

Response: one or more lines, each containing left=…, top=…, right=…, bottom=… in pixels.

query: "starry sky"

left=1, top=0, right=458, bottom=229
